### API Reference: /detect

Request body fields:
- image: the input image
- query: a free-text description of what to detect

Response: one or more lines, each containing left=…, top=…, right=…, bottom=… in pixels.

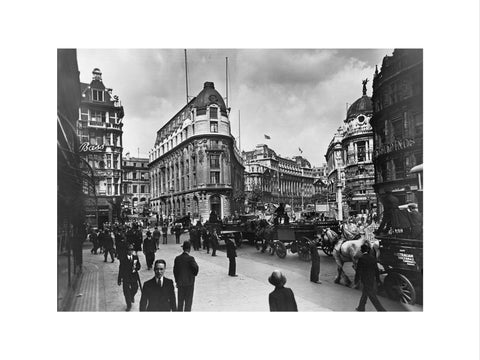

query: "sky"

left=77, top=49, right=391, bottom=166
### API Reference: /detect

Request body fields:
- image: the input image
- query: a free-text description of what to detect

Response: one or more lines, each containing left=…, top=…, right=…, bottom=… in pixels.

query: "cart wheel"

left=322, top=244, right=333, bottom=257
left=275, top=241, right=287, bottom=259
left=383, top=273, right=416, bottom=305
left=298, top=247, right=311, bottom=262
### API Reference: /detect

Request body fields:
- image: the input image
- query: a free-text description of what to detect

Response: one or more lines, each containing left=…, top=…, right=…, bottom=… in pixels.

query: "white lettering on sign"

left=394, top=252, right=416, bottom=266
left=79, top=142, right=105, bottom=152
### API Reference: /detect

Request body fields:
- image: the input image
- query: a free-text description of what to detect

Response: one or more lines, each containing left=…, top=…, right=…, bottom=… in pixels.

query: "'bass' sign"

left=79, top=142, right=105, bottom=152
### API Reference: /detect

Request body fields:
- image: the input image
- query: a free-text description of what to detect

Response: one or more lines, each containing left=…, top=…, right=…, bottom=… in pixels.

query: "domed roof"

left=347, top=95, right=372, bottom=119
left=193, top=82, right=227, bottom=112
left=346, top=79, right=373, bottom=120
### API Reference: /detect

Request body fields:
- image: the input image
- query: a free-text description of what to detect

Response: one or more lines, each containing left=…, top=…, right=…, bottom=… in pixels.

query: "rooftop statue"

left=362, top=78, right=369, bottom=96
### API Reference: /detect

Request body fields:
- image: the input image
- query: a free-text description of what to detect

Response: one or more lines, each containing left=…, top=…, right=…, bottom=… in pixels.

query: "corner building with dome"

left=325, top=80, right=377, bottom=217
left=148, top=82, right=244, bottom=222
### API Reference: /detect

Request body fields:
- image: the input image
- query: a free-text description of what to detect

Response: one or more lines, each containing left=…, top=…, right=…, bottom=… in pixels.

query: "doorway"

left=210, top=195, right=221, bottom=219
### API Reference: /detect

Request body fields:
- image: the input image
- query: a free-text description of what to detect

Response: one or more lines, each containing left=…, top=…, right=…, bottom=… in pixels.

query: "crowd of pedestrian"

left=84, top=208, right=395, bottom=312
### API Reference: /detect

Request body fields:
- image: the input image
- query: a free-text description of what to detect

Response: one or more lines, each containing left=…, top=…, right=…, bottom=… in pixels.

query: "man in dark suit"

left=143, top=231, right=156, bottom=270
left=103, top=230, right=115, bottom=263
left=355, top=244, right=386, bottom=311
left=173, top=241, right=199, bottom=311
left=309, top=239, right=322, bottom=284
left=268, top=270, right=298, bottom=311
left=118, top=244, right=141, bottom=311
left=225, top=237, right=238, bottom=277
left=139, top=259, right=176, bottom=311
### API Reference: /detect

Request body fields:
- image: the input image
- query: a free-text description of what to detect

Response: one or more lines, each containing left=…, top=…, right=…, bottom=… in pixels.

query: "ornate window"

left=210, top=107, right=218, bottom=119
left=210, top=121, right=218, bottom=133
left=92, top=89, right=104, bottom=102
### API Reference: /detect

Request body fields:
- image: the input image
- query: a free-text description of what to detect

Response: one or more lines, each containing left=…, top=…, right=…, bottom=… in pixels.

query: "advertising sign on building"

left=79, top=142, right=105, bottom=152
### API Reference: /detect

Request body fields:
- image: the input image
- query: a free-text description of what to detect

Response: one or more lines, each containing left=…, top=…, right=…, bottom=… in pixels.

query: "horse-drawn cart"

left=204, top=222, right=244, bottom=247
left=256, top=223, right=317, bottom=261
left=377, top=235, right=423, bottom=305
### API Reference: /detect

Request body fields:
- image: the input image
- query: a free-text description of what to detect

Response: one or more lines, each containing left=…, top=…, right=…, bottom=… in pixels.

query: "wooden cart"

left=377, top=235, right=423, bottom=305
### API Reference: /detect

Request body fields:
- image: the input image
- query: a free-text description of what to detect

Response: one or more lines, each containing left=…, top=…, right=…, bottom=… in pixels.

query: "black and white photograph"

left=3, top=1, right=479, bottom=360
left=57, top=48, right=424, bottom=312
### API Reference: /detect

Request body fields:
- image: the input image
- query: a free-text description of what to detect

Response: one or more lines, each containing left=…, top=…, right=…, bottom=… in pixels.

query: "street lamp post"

left=169, top=187, right=174, bottom=223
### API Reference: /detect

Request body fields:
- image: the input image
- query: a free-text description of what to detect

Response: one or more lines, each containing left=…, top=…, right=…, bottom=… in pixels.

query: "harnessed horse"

left=322, top=222, right=379, bottom=287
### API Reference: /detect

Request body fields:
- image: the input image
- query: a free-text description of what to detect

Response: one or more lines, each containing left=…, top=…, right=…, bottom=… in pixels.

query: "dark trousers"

left=177, top=285, right=194, bottom=311
left=228, top=257, right=236, bottom=276
left=145, top=252, right=155, bottom=269
left=357, top=284, right=386, bottom=311
left=123, top=280, right=139, bottom=308
left=104, top=249, right=115, bottom=262
left=162, top=234, right=167, bottom=244
left=310, top=259, right=320, bottom=282
left=175, top=233, right=180, bottom=244
left=204, top=238, right=210, bottom=253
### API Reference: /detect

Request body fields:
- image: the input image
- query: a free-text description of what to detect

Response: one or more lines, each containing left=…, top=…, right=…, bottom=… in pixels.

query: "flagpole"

left=238, top=110, right=241, bottom=151
left=184, top=49, right=189, bottom=105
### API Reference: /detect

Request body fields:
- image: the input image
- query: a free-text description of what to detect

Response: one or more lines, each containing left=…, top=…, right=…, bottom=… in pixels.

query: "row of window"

left=78, top=131, right=121, bottom=147
left=377, top=152, right=422, bottom=183
left=122, top=161, right=147, bottom=168
left=124, top=184, right=149, bottom=194
left=152, top=119, right=222, bottom=161
left=376, top=112, right=422, bottom=146
left=80, top=108, right=119, bottom=124
left=87, top=154, right=121, bottom=170
left=97, top=178, right=120, bottom=196
left=123, top=171, right=149, bottom=181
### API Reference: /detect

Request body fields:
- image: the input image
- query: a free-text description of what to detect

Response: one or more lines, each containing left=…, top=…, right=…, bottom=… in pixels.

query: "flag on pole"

left=264, top=134, right=271, bottom=139
left=299, top=147, right=303, bottom=154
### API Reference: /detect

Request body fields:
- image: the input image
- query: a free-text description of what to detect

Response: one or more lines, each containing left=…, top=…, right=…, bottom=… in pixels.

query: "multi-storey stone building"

left=324, top=80, right=378, bottom=218
left=122, top=155, right=150, bottom=215
left=243, top=144, right=315, bottom=211
left=341, top=80, right=377, bottom=214
left=325, top=127, right=346, bottom=219
left=77, top=68, right=125, bottom=227
left=371, top=49, right=423, bottom=211
left=148, top=82, right=244, bottom=221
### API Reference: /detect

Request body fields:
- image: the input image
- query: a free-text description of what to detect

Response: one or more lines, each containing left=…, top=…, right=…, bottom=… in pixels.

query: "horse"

left=254, top=219, right=277, bottom=254
left=321, top=222, right=380, bottom=287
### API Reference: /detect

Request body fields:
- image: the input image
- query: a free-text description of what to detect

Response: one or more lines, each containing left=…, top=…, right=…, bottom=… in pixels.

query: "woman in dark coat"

left=268, top=270, right=298, bottom=311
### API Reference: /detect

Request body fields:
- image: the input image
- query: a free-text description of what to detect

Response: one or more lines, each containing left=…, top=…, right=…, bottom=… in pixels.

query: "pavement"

left=62, top=231, right=422, bottom=312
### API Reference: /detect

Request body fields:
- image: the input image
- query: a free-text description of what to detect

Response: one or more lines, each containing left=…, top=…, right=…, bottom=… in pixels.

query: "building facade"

left=325, top=128, right=346, bottom=219
left=148, top=82, right=244, bottom=222
left=341, top=80, right=377, bottom=214
left=324, top=81, right=378, bottom=218
left=242, top=144, right=315, bottom=212
left=371, top=49, right=423, bottom=211
left=58, top=49, right=95, bottom=309
left=122, top=155, right=150, bottom=215
left=77, top=68, right=125, bottom=227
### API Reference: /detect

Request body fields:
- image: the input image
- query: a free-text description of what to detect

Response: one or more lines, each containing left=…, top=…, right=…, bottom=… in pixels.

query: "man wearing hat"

left=118, top=244, right=141, bottom=311
left=268, top=270, right=298, bottom=311
left=143, top=231, right=156, bottom=270
left=225, top=236, right=238, bottom=277
left=139, top=259, right=177, bottom=311
left=355, top=244, right=386, bottom=312
left=173, top=241, right=199, bottom=311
